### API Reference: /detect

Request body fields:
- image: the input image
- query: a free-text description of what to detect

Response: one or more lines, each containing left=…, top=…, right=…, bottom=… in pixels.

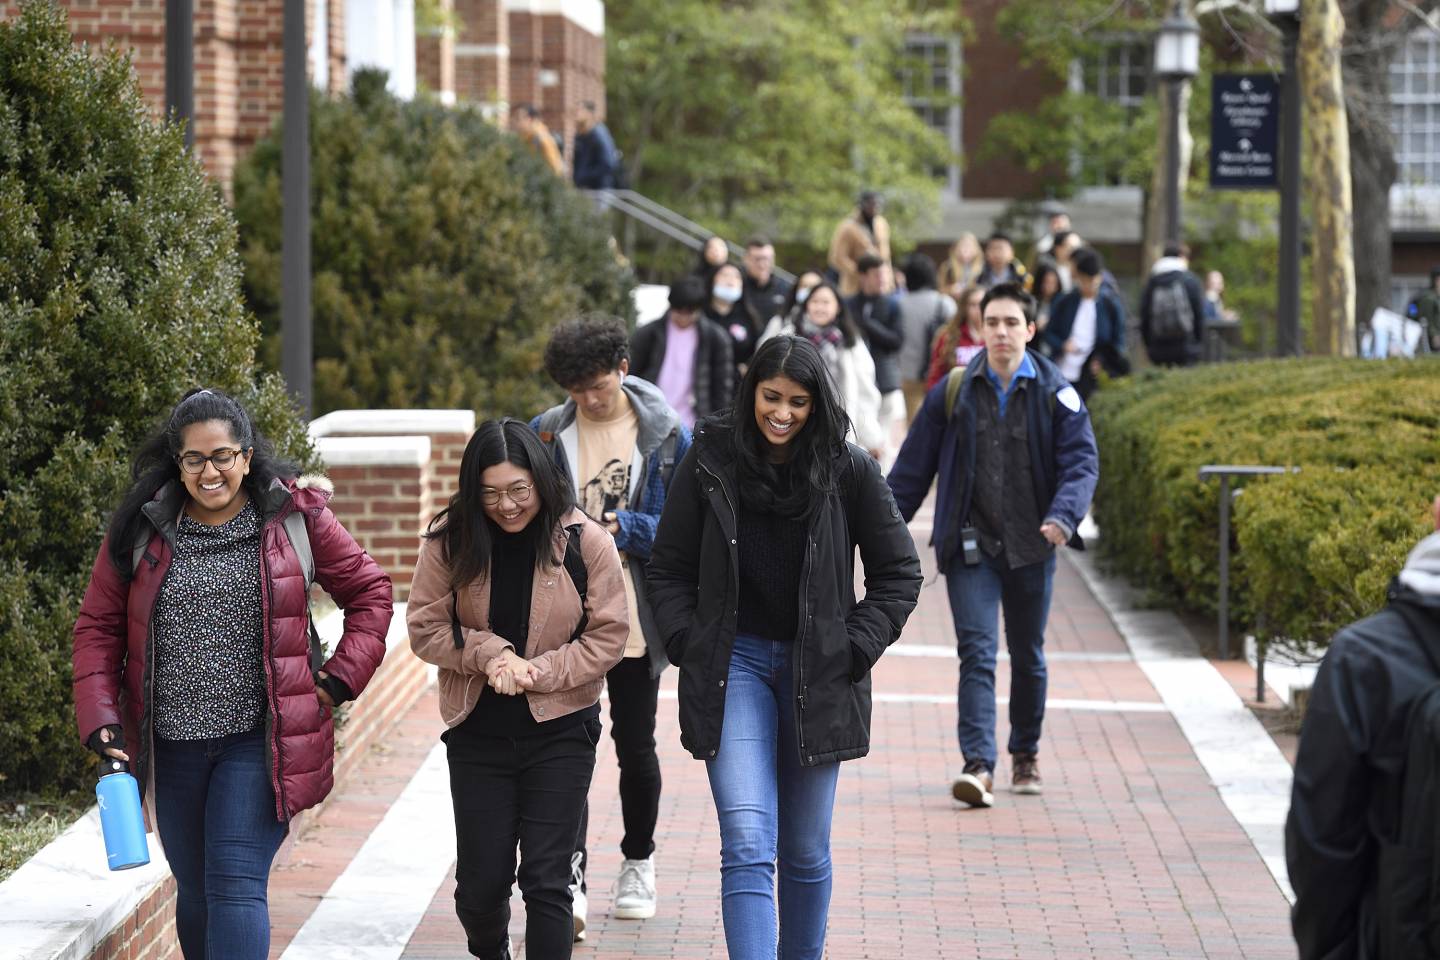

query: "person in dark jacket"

left=408, top=419, right=628, bottom=960
left=73, top=388, right=393, bottom=960
left=531, top=315, right=692, bottom=939
left=888, top=283, right=1099, bottom=808
left=707, top=261, right=764, bottom=385
left=571, top=100, right=620, bottom=190
left=742, top=236, right=793, bottom=327
left=630, top=275, right=735, bottom=429
left=1287, top=498, right=1440, bottom=959
left=1041, top=248, right=1127, bottom=390
left=848, top=253, right=905, bottom=448
left=647, top=335, right=922, bottom=959
left=1139, top=243, right=1207, bottom=367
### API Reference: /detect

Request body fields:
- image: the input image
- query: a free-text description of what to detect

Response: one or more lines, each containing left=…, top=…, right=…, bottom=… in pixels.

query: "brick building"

left=2, top=0, right=606, bottom=185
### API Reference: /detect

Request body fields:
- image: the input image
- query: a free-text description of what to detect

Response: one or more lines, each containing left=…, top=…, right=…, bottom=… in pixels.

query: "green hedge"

left=0, top=1, right=308, bottom=797
left=234, top=70, right=634, bottom=419
left=1090, top=358, right=1440, bottom=648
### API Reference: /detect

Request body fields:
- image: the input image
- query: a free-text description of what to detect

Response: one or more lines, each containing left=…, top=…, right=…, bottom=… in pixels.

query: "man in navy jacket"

left=888, top=283, right=1099, bottom=808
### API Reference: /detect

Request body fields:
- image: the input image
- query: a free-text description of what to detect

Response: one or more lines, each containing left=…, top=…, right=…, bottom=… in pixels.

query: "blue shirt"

left=983, top=352, right=1037, bottom=419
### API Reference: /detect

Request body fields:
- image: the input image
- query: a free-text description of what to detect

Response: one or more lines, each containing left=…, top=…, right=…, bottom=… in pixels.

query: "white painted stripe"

left=886, top=644, right=1133, bottom=663
left=280, top=742, right=454, bottom=960
left=654, top=689, right=1165, bottom=713
left=1064, top=548, right=1296, bottom=902
left=455, top=43, right=510, bottom=57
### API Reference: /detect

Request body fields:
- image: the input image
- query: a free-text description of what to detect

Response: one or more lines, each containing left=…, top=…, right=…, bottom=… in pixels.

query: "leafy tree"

left=234, top=71, right=633, bottom=418
left=0, top=1, right=308, bottom=796
left=605, top=0, right=955, bottom=254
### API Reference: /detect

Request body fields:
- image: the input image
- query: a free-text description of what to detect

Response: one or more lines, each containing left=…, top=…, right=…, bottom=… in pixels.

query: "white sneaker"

left=569, top=851, right=588, bottom=942
left=612, top=855, right=657, bottom=919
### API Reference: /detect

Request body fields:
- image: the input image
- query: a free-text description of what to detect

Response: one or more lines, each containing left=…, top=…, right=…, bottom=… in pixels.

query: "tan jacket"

left=408, top=508, right=628, bottom=727
left=525, top=121, right=565, bottom=176
left=828, top=212, right=892, bottom=296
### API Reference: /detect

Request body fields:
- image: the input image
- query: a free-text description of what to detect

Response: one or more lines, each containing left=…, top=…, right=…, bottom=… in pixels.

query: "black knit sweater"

left=735, top=476, right=809, bottom=643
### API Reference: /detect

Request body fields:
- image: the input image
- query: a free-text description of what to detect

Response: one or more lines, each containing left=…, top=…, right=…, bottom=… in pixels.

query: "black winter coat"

left=646, top=420, right=922, bottom=766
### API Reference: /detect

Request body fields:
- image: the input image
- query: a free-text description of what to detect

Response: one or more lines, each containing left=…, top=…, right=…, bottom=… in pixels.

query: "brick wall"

left=451, top=0, right=506, bottom=106
left=507, top=5, right=604, bottom=172
left=87, top=878, right=178, bottom=960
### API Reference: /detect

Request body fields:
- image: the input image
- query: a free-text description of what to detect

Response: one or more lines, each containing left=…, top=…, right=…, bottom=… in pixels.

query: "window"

left=1390, top=30, right=1440, bottom=188
left=1069, top=38, right=1151, bottom=189
left=900, top=34, right=962, bottom=195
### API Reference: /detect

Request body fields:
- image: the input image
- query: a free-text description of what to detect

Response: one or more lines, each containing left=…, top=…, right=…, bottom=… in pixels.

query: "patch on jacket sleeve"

left=1056, top=386, right=1081, bottom=413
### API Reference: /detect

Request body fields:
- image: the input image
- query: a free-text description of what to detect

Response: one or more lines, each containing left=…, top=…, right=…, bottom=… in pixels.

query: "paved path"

left=264, top=502, right=1298, bottom=959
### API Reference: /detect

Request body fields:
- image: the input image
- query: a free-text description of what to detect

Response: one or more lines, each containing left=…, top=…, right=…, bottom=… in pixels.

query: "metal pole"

left=1166, top=77, right=1183, bottom=248
left=1276, top=18, right=1302, bottom=357
left=164, top=0, right=194, bottom=150
left=281, top=0, right=312, bottom=419
left=1218, top=475, right=1231, bottom=660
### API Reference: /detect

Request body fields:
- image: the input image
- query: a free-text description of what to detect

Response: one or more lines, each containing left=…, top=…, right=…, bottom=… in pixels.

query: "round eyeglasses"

left=481, top=482, right=534, bottom=507
left=177, top=449, right=246, bottom=474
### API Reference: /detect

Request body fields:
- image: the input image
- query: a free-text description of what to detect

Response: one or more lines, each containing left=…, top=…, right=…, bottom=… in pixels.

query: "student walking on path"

left=72, top=388, right=393, bottom=960
left=408, top=419, right=628, bottom=960
left=647, top=336, right=922, bottom=960
left=531, top=316, right=691, bottom=940
left=889, top=283, right=1098, bottom=807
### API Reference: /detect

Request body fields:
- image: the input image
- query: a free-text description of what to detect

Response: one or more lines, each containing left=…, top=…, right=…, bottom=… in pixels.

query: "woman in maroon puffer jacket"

left=72, top=388, right=393, bottom=960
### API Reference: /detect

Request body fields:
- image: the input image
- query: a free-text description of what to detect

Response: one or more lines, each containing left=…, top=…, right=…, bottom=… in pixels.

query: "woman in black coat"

left=647, top=336, right=922, bottom=960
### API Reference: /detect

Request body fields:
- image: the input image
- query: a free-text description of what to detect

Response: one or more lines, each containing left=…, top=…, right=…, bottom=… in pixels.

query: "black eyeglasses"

left=480, top=482, right=534, bottom=507
left=177, top=449, right=247, bottom=474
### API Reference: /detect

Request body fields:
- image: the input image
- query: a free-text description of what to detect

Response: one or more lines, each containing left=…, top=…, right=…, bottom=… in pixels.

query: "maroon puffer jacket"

left=72, top=475, right=393, bottom=821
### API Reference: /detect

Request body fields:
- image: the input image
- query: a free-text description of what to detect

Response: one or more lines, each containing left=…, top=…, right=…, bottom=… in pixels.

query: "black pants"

left=446, top=717, right=599, bottom=960
left=575, top=655, right=662, bottom=888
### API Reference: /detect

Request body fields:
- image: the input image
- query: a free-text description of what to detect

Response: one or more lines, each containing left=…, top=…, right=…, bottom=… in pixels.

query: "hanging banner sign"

left=1210, top=73, right=1279, bottom=189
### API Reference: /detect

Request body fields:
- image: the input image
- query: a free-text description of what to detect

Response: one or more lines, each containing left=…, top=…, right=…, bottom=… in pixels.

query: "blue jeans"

left=154, top=729, right=288, bottom=960
left=706, top=633, right=841, bottom=960
left=945, top=551, right=1056, bottom=770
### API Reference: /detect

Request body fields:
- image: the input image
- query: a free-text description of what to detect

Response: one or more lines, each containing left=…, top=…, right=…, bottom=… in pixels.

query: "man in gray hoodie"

left=533, top=315, right=691, bottom=942
left=1287, top=496, right=1440, bottom=958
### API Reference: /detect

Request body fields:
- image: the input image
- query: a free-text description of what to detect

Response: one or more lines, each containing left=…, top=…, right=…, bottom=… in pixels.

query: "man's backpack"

left=449, top=523, right=589, bottom=649
left=1149, top=274, right=1195, bottom=341
left=1374, top=599, right=1440, bottom=957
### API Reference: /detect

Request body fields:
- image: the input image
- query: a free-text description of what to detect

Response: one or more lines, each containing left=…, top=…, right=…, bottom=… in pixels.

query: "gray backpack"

left=1149, top=275, right=1195, bottom=341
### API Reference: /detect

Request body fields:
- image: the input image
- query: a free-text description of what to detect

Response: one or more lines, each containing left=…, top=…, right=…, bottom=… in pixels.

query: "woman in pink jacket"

left=72, top=388, right=393, bottom=960
left=409, top=418, right=627, bottom=960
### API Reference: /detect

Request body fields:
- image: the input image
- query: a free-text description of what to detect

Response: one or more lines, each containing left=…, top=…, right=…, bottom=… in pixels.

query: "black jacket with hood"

left=1286, top=530, right=1440, bottom=959
left=646, top=417, right=922, bottom=766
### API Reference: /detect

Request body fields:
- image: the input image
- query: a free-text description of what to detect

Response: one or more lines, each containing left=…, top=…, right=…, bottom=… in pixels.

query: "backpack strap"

left=657, top=428, right=680, bottom=492
left=563, top=523, right=589, bottom=642
left=943, top=365, right=965, bottom=422
left=130, top=530, right=154, bottom=573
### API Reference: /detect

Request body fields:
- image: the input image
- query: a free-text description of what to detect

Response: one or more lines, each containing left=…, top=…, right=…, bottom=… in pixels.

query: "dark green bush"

left=1090, top=358, right=1440, bottom=648
left=0, top=1, right=308, bottom=796
left=233, top=70, right=634, bottom=419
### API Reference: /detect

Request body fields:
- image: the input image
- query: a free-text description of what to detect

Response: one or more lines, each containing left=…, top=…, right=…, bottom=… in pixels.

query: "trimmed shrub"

left=0, top=1, right=308, bottom=796
left=1090, top=358, right=1440, bottom=649
left=233, top=70, right=635, bottom=419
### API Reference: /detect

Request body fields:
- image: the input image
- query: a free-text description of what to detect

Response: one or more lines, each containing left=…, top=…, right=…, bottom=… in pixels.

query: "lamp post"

left=164, top=0, right=193, bottom=149
left=281, top=0, right=312, bottom=418
left=1266, top=0, right=1302, bottom=357
left=1154, top=0, right=1200, bottom=249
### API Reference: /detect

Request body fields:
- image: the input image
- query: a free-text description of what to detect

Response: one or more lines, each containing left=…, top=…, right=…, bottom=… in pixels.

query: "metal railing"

left=583, top=189, right=797, bottom=285
left=1197, top=464, right=1300, bottom=701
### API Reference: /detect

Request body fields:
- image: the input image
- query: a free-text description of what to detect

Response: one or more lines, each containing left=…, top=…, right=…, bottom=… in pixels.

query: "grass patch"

left=0, top=791, right=94, bottom=882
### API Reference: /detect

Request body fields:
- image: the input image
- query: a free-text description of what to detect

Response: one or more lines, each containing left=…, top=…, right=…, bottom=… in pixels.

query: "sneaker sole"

left=573, top=915, right=586, bottom=942
left=613, top=902, right=657, bottom=920
left=1012, top=782, right=1043, bottom=795
left=951, top=779, right=994, bottom=808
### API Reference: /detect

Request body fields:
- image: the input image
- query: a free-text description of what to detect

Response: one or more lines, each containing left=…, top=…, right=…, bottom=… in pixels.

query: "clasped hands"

left=486, top=649, right=538, bottom=696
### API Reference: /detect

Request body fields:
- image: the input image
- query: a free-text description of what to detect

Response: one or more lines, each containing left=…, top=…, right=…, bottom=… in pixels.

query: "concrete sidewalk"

left=264, top=507, right=1297, bottom=960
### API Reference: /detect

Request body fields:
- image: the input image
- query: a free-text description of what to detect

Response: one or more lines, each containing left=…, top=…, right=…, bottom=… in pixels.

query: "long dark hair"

left=732, top=337, right=850, bottom=518
left=106, top=388, right=298, bottom=577
left=799, top=280, right=861, bottom=348
left=425, top=418, right=574, bottom=589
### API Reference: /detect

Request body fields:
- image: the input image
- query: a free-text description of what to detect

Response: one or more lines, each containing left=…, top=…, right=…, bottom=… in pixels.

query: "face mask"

left=714, top=285, right=743, bottom=304
left=796, top=287, right=813, bottom=305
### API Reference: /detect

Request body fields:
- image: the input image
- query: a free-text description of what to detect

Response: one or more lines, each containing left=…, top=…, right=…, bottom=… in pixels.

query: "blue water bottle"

left=96, top=759, right=149, bottom=871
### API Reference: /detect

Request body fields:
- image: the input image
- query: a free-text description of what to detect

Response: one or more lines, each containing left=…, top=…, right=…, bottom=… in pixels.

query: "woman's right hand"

left=485, top=650, right=537, bottom=696
left=87, top=724, right=129, bottom=762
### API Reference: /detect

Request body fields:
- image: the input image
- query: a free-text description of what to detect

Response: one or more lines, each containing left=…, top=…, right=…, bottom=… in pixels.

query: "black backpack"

left=450, top=523, right=589, bottom=649
left=1149, top=274, right=1195, bottom=341
left=1375, top=599, right=1440, bottom=958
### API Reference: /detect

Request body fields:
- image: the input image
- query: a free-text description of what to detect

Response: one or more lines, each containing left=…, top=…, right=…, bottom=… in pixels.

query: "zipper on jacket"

left=795, top=532, right=814, bottom=759
left=259, top=519, right=291, bottom=821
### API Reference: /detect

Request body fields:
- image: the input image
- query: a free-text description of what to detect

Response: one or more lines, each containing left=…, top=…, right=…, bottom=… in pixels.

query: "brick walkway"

left=266, top=504, right=1296, bottom=960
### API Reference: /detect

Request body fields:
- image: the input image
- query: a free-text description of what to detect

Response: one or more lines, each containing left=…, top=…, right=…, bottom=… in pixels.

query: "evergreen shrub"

left=1089, top=358, right=1440, bottom=648
left=233, top=70, right=634, bottom=419
left=0, top=1, right=308, bottom=796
